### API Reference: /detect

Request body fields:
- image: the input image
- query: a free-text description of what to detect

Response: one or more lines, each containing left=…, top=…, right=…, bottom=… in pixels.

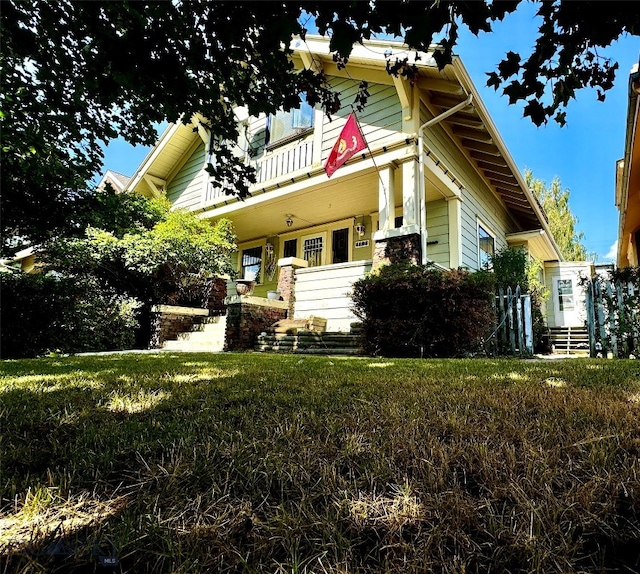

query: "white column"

left=448, top=196, right=463, bottom=268
left=402, top=159, right=420, bottom=230
left=377, top=165, right=395, bottom=233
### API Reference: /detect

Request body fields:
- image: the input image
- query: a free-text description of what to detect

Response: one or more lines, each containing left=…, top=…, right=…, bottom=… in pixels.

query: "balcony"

left=203, top=139, right=315, bottom=208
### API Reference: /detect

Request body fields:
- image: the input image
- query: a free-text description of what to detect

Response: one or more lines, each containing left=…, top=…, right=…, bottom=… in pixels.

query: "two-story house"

left=120, top=36, right=567, bottom=349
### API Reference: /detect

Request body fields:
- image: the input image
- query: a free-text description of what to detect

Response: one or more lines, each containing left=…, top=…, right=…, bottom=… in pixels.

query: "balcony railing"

left=203, top=139, right=315, bottom=209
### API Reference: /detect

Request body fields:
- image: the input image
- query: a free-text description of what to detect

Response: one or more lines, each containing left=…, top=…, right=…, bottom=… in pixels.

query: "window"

left=332, top=228, right=349, bottom=264
left=283, top=238, right=298, bottom=258
left=557, top=279, right=574, bottom=311
left=266, top=95, right=314, bottom=147
left=478, top=224, right=495, bottom=269
left=303, top=235, right=324, bottom=267
left=241, top=246, right=262, bottom=282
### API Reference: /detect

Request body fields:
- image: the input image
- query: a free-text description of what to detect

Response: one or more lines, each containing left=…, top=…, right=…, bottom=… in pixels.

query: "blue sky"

left=101, top=4, right=638, bottom=262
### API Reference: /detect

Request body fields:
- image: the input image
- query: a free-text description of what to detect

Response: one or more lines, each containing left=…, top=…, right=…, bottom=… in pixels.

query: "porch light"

left=354, top=216, right=366, bottom=237
left=285, top=215, right=293, bottom=227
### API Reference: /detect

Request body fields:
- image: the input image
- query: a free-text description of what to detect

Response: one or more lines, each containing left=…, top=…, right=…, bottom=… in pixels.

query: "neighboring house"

left=119, top=36, right=572, bottom=343
left=615, top=61, right=640, bottom=268
left=96, top=170, right=132, bottom=193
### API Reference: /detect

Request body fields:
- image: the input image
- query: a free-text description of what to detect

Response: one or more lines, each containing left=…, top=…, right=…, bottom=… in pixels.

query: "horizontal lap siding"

left=426, top=199, right=450, bottom=268
left=322, top=78, right=402, bottom=157
left=294, top=261, right=371, bottom=332
left=167, top=144, right=206, bottom=210
left=460, top=187, right=510, bottom=270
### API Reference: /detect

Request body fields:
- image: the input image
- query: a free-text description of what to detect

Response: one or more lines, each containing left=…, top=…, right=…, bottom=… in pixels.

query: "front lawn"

left=1, top=353, right=639, bottom=573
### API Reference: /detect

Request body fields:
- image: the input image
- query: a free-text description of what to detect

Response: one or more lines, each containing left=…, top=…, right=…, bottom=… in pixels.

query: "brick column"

left=276, top=257, right=308, bottom=316
left=372, top=233, right=422, bottom=268
left=205, top=277, right=228, bottom=316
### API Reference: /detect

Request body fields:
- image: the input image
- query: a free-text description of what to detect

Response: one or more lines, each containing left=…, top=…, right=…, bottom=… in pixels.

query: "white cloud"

left=603, top=240, right=618, bottom=262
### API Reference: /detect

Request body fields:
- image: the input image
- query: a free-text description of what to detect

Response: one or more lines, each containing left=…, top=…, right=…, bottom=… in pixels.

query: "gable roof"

left=97, top=170, right=132, bottom=193
left=121, top=35, right=562, bottom=260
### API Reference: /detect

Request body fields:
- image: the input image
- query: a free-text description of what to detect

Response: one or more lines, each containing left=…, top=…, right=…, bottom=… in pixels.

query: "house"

left=118, top=36, right=571, bottom=351
left=96, top=170, right=132, bottom=194
left=615, top=61, right=640, bottom=268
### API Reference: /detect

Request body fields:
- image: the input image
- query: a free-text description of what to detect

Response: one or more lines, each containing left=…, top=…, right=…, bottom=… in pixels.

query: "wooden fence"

left=585, top=276, right=639, bottom=358
left=491, top=286, right=533, bottom=357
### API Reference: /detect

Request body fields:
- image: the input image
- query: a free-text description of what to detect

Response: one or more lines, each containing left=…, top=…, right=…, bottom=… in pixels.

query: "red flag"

left=324, top=113, right=366, bottom=178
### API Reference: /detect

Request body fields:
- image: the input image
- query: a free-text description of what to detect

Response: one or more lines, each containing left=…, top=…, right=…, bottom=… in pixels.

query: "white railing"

left=202, top=139, right=315, bottom=209
left=252, top=139, right=314, bottom=184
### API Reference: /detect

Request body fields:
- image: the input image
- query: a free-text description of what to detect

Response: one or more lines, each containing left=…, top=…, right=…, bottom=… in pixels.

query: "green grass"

left=1, top=353, right=639, bottom=573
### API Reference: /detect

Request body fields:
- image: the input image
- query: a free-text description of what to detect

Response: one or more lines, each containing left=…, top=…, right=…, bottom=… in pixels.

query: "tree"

left=525, top=170, right=588, bottom=261
left=44, top=198, right=236, bottom=346
left=2, top=1, right=638, bottom=253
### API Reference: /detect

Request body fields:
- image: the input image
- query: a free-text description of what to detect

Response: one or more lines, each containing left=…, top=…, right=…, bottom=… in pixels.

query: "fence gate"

left=493, top=285, right=533, bottom=356
left=585, top=276, right=639, bottom=358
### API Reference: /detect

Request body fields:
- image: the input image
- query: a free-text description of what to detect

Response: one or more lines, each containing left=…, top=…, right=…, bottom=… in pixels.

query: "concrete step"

left=255, top=331, right=362, bottom=355
left=162, top=315, right=227, bottom=352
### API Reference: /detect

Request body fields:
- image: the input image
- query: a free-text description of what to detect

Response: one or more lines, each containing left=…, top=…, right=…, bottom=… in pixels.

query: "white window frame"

left=266, top=94, right=315, bottom=149
left=477, top=219, right=496, bottom=270
left=238, top=241, right=265, bottom=284
left=301, top=231, right=327, bottom=267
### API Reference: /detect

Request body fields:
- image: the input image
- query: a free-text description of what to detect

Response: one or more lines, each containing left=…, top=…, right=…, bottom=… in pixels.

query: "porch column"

left=377, top=164, right=395, bottom=233
left=401, top=158, right=420, bottom=233
left=372, top=162, right=422, bottom=268
left=448, top=196, right=463, bottom=269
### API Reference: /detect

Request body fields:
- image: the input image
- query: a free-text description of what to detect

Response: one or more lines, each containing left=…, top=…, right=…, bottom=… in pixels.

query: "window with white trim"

left=303, top=235, right=324, bottom=267
left=557, top=279, right=574, bottom=311
left=478, top=224, right=495, bottom=270
left=266, top=95, right=314, bottom=147
left=241, top=246, right=262, bottom=282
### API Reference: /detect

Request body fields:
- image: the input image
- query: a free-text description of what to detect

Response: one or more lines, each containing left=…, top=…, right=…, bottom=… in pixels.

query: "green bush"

left=0, top=273, right=139, bottom=358
left=351, top=263, right=496, bottom=357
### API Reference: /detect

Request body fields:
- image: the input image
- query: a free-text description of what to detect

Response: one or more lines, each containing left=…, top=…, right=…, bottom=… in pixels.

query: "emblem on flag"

left=324, top=113, right=367, bottom=178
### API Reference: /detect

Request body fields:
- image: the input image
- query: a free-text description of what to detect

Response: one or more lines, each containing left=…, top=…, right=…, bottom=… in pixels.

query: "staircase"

left=548, top=326, right=590, bottom=355
left=162, top=314, right=227, bottom=352
left=255, top=331, right=362, bottom=355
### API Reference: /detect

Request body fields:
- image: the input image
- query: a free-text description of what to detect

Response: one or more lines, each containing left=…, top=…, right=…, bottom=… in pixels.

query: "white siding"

left=294, top=260, right=372, bottom=332
left=544, top=263, right=591, bottom=328
left=426, top=199, right=449, bottom=268
left=166, top=144, right=206, bottom=210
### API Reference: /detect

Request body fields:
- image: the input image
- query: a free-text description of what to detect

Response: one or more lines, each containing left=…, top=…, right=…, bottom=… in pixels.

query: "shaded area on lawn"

left=2, top=354, right=640, bottom=573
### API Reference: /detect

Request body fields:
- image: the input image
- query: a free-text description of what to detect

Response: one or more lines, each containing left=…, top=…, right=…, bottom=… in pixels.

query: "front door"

left=553, top=276, right=580, bottom=327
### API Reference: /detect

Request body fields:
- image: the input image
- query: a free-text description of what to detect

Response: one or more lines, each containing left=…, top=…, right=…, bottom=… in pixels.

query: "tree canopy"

left=525, top=170, right=588, bottom=261
left=44, top=196, right=237, bottom=309
left=2, top=1, right=638, bottom=254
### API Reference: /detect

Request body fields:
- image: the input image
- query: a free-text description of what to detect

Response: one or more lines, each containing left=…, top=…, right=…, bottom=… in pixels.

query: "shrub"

left=0, top=273, right=139, bottom=358
left=351, top=263, right=496, bottom=357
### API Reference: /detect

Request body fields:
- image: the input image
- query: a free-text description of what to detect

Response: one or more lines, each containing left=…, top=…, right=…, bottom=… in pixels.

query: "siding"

left=460, top=187, right=511, bottom=270
left=426, top=199, right=449, bottom=268
left=322, top=78, right=402, bottom=156
left=166, top=143, right=206, bottom=209
left=294, top=260, right=372, bottom=332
